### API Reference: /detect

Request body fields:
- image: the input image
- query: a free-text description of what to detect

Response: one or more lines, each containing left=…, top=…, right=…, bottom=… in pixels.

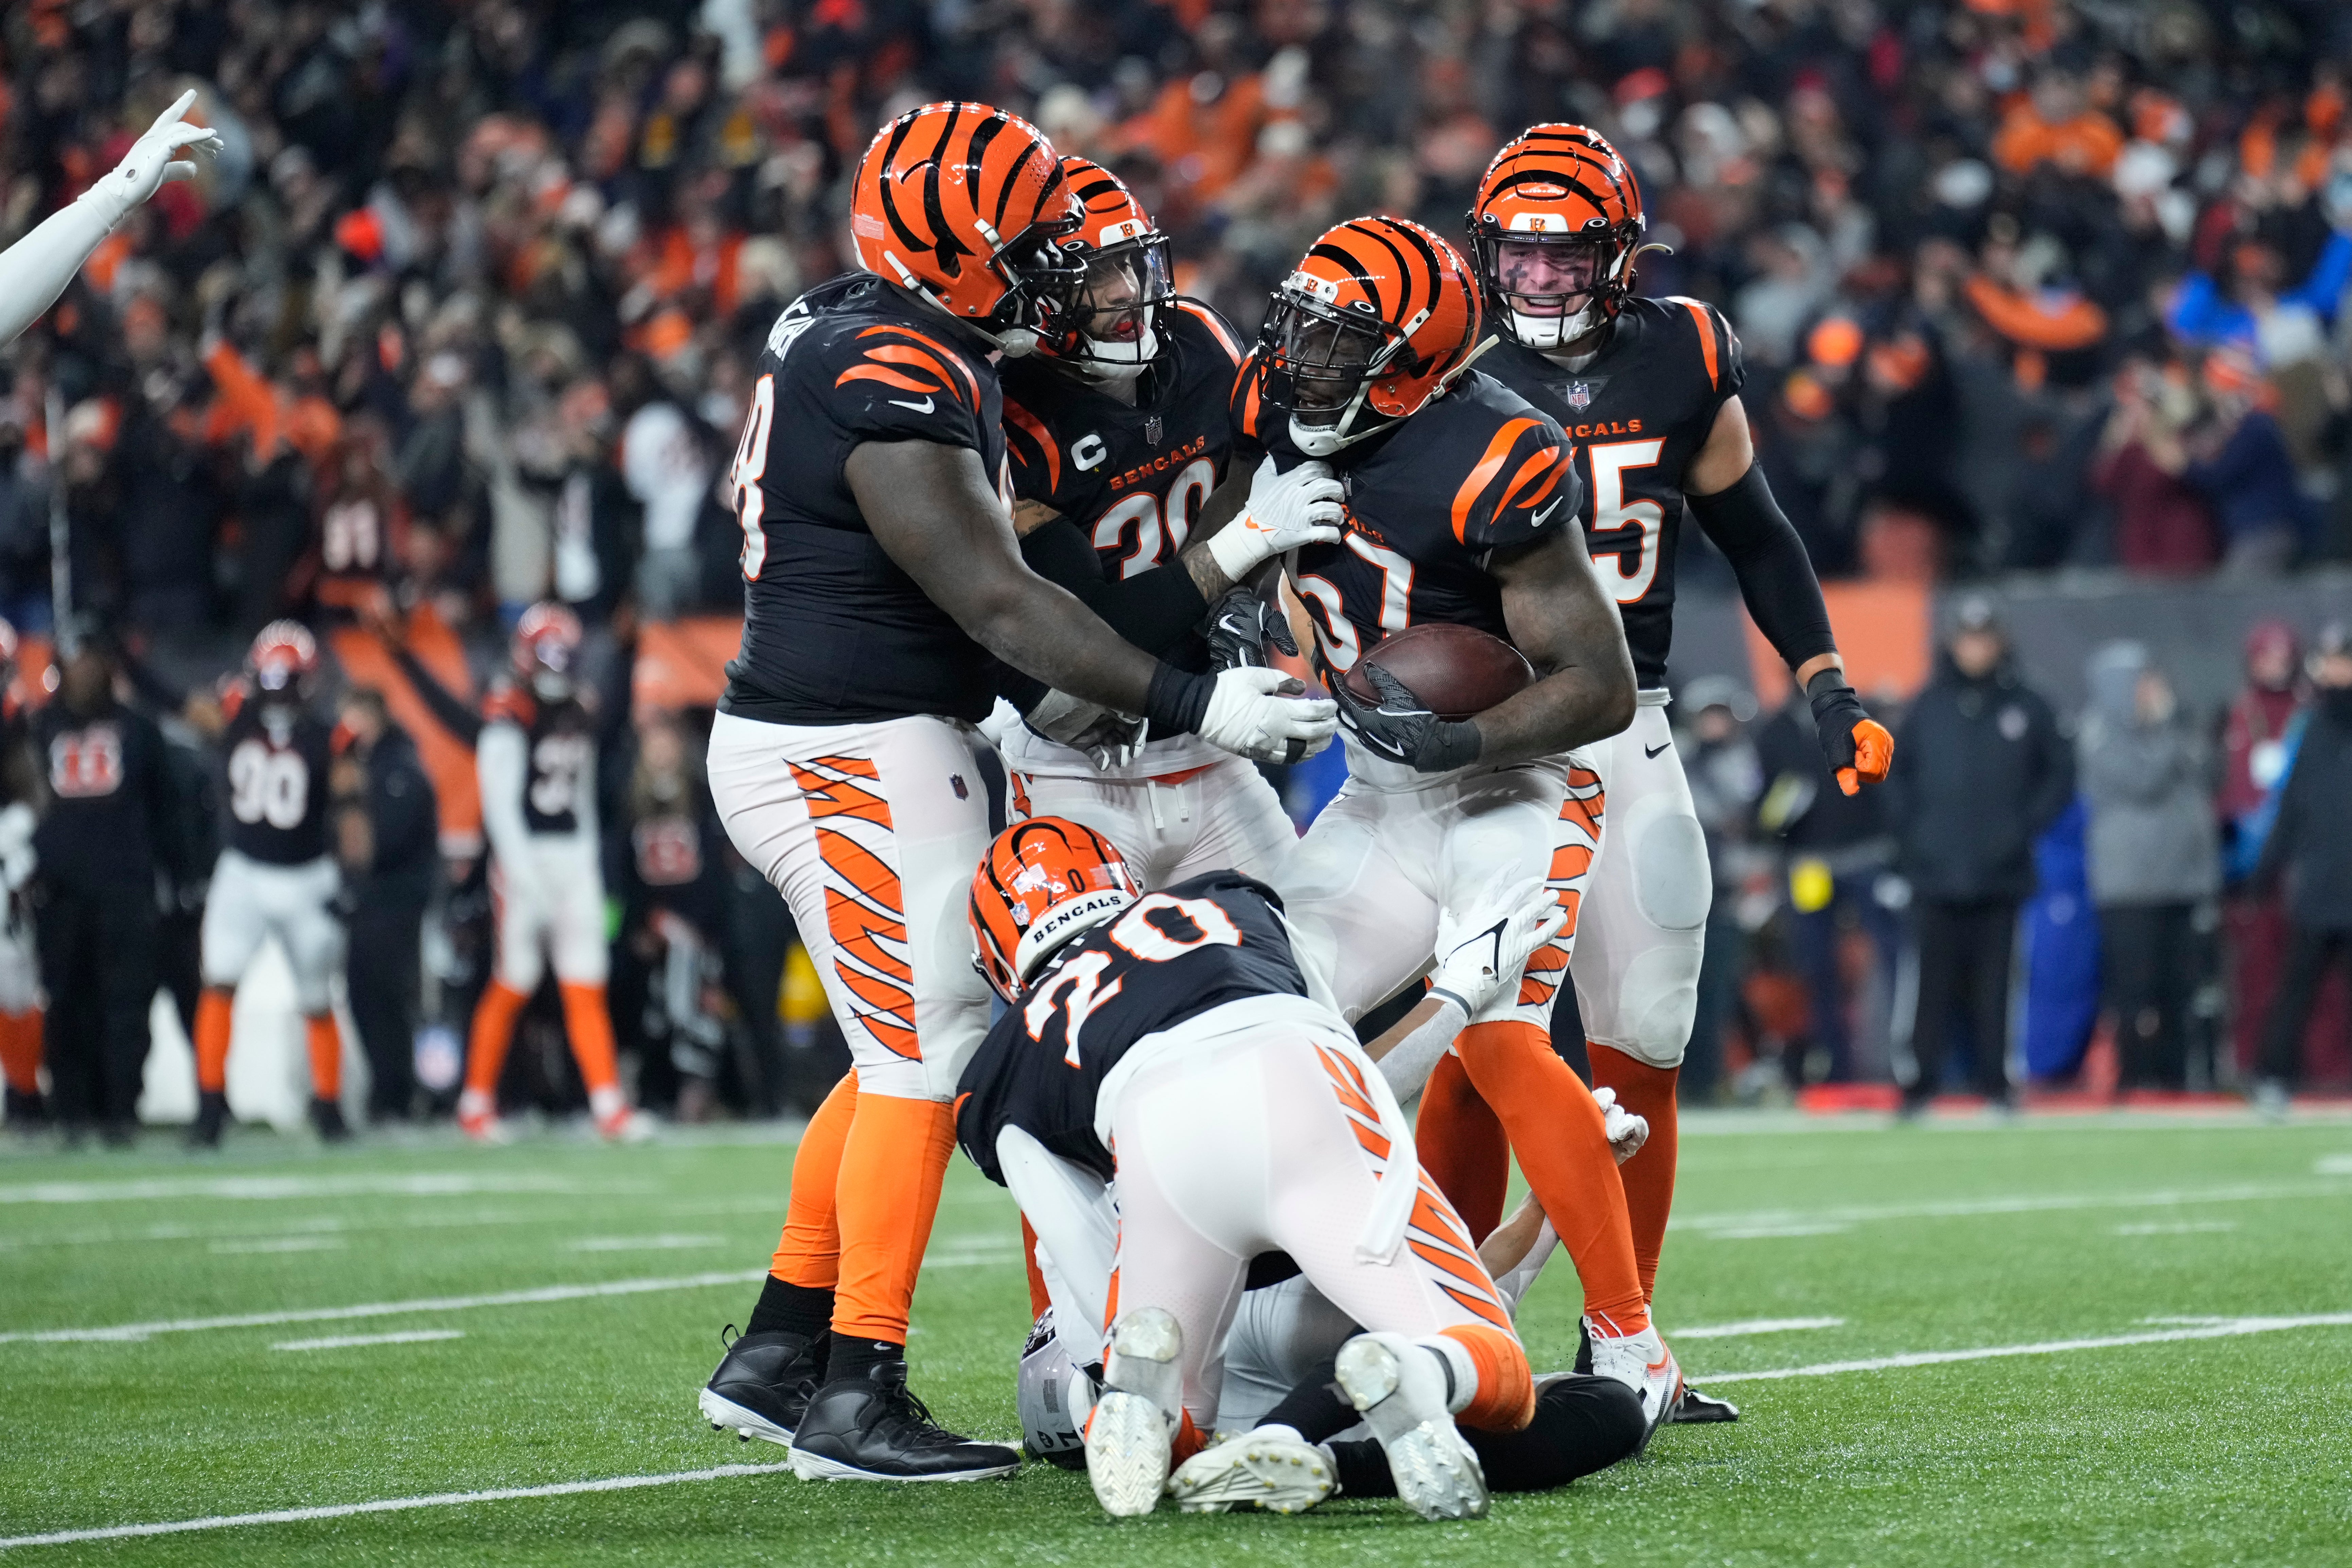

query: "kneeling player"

left=191, top=623, right=350, bottom=1145
left=959, top=818, right=1538, bottom=1520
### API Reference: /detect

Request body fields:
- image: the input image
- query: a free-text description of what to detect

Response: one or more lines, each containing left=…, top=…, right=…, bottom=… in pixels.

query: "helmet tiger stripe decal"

left=1036, top=156, right=1176, bottom=373
left=969, top=816, right=1140, bottom=999
left=1468, top=124, right=1648, bottom=351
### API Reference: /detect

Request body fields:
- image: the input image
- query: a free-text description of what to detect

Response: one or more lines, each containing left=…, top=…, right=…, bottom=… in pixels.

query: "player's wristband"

left=1144, top=662, right=1213, bottom=736
left=1806, top=669, right=1867, bottom=759
left=1422, top=720, right=1484, bottom=773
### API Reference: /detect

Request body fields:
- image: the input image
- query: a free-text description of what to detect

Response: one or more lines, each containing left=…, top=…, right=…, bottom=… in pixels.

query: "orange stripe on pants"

left=829, top=1092, right=956, bottom=1344
left=0, top=1009, right=42, bottom=1093
left=303, top=1013, right=342, bottom=1100
left=194, top=988, right=234, bottom=1094
left=1591, top=1045, right=1679, bottom=1302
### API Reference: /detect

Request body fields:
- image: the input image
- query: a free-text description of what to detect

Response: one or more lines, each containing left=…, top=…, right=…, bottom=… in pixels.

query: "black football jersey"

left=721, top=273, right=1012, bottom=726
left=1481, top=295, right=1744, bottom=688
left=1000, top=301, right=1246, bottom=582
left=956, top=872, right=1310, bottom=1185
left=218, top=686, right=334, bottom=865
left=485, top=684, right=595, bottom=836
left=1238, top=367, right=1581, bottom=675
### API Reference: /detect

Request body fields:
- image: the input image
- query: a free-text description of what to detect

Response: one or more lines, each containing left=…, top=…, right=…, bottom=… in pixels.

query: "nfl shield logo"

left=1144, top=414, right=1163, bottom=446
left=1566, top=382, right=1593, bottom=410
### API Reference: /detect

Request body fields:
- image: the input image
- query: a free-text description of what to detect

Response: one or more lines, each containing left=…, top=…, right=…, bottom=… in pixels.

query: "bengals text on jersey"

left=217, top=683, right=335, bottom=865
left=1480, top=295, right=1742, bottom=688
left=722, top=273, right=1012, bottom=726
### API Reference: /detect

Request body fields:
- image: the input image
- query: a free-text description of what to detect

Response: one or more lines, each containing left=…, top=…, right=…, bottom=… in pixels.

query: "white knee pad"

left=1625, top=797, right=1712, bottom=934
left=1573, top=796, right=1709, bottom=1069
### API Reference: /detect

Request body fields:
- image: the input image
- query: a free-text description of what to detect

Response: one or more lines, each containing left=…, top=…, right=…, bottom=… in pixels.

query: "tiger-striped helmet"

left=848, top=102, right=1087, bottom=355
left=1255, top=216, right=1480, bottom=457
left=511, top=602, right=583, bottom=701
left=969, top=817, right=1140, bottom=1000
left=1468, top=124, right=1646, bottom=351
left=1041, top=157, right=1173, bottom=375
left=248, top=620, right=320, bottom=697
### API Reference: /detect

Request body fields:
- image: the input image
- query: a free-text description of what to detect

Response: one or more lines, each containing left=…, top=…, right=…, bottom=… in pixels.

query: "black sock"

left=1327, top=1440, right=1395, bottom=1498
left=826, top=1336, right=905, bottom=1386
left=743, top=1276, right=832, bottom=1341
left=1255, top=1355, right=1356, bottom=1443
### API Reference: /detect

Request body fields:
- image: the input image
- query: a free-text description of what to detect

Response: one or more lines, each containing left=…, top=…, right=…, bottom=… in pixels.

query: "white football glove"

left=1593, top=1085, right=1649, bottom=1165
left=1427, top=874, right=1569, bottom=1020
left=1196, top=666, right=1337, bottom=764
left=1204, top=457, right=1345, bottom=582
left=95, top=90, right=225, bottom=218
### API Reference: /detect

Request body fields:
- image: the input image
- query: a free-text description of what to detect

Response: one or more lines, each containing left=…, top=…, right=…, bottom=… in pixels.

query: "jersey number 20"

left=1024, top=894, right=1242, bottom=1063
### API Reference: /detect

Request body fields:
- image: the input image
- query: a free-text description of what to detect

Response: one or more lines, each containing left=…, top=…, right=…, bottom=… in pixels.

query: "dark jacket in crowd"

left=31, top=697, right=180, bottom=891
left=2258, top=690, right=2352, bottom=930
left=2076, top=642, right=2220, bottom=908
left=1882, top=651, right=2074, bottom=902
left=352, top=725, right=439, bottom=897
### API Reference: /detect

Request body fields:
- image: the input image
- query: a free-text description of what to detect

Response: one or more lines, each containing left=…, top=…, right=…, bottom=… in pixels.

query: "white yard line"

left=567, top=1235, right=726, bottom=1252
left=1695, top=1312, right=2352, bottom=1384
left=0, top=1196, right=793, bottom=1252
left=1670, top=1317, right=1845, bottom=1340
left=0, top=1462, right=793, bottom=1551
left=210, top=1236, right=348, bottom=1255
left=2112, top=1220, right=2238, bottom=1236
left=1671, top=1178, right=2352, bottom=1234
left=2316, top=1154, right=2352, bottom=1174
left=272, top=1330, right=465, bottom=1352
left=0, top=1174, right=653, bottom=1206
left=1699, top=1223, right=1851, bottom=1240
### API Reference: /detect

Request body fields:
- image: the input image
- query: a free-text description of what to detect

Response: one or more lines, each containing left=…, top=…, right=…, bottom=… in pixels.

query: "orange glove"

left=1807, top=672, right=1893, bottom=796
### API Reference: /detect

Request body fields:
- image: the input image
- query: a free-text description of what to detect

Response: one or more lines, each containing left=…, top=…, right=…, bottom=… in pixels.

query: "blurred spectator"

left=2176, top=351, right=2312, bottom=574
left=0, top=419, right=50, bottom=632
left=2077, top=642, right=2220, bottom=1091
left=611, top=709, right=733, bottom=1120
left=1884, top=599, right=2074, bottom=1112
left=332, top=686, right=439, bottom=1124
left=1676, top=678, right=1765, bottom=1103
left=2251, top=624, right=2352, bottom=1112
left=2090, top=359, right=2217, bottom=573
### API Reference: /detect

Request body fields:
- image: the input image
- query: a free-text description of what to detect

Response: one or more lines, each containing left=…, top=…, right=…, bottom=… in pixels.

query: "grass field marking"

left=1700, top=1223, right=1851, bottom=1240
left=2318, top=1154, right=2352, bottom=1174
left=0, top=1196, right=795, bottom=1253
left=0, top=1269, right=768, bottom=1345
left=209, top=1236, right=349, bottom=1254
left=2112, top=1220, right=2238, bottom=1236
left=0, top=1461, right=795, bottom=1551
left=0, top=1173, right=655, bottom=1206
left=1671, top=1177, right=2352, bottom=1234
left=1670, top=1317, right=1845, bottom=1340
left=271, top=1330, right=466, bottom=1352
left=1694, top=1311, right=2352, bottom=1384
left=568, top=1235, right=728, bottom=1252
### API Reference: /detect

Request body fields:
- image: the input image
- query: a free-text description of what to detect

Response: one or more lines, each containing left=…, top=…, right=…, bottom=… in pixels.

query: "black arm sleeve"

left=389, top=643, right=484, bottom=749
left=1018, top=518, right=1211, bottom=658
left=1686, top=464, right=1837, bottom=674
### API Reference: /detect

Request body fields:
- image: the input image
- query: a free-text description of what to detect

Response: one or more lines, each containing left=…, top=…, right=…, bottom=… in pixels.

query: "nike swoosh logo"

left=887, top=396, right=935, bottom=413
left=1533, top=498, right=1563, bottom=526
left=1644, top=740, right=1672, bottom=759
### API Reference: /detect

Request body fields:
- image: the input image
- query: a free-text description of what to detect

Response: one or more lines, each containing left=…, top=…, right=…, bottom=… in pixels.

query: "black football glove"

left=1806, top=670, right=1893, bottom=796
left=1327, top=656, right=1483, bottom=773
left=1204, top=586, right=1297, bottom=672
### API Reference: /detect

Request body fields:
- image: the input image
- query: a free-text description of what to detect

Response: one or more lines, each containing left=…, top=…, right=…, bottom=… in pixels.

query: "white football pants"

left=200, top=851, right=344, bottom=1013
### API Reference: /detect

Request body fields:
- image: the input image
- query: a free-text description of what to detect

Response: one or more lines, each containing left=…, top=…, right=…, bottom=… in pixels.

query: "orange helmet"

left=512, top=602, right=583, bottom=700
left=1254, top=216, right=1480, bottom=456
left=248, top=620, right=320, bottom=698
left=1468, top=124, right=1646, bottom=351
left=1039, top=157, right=1174, bottom=374
left=848, top=102, right=1086, bottom=354
left=969, top=817, right=1140, bottom=1000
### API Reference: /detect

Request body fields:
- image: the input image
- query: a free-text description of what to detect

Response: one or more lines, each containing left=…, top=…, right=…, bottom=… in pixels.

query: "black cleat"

left=309, top=1097, right=352, bottom=1143
left=698, top=1326, right=828, bottom=1447
left=189, top=1091, right=229, bottom=1149
left=3, top=1085, right=47, bottom=1133
left=1669, top=1383, right=1740, bottom=1424
left=787, top=1360, right=1021, bottom=1482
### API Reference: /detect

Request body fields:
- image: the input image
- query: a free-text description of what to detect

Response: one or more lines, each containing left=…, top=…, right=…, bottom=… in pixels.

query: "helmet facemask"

left=1261, top=292, right=1416, bottom=457
left=1058, top=235, right=1174, bottom=380
left=972, top=208, right=1089, bottom=357
left=1474, top=228, right=1634, bottom=352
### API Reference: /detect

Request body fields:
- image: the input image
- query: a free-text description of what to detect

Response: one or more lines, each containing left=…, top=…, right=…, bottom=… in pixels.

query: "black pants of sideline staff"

left=37, top=884, right=159, bottom=1138
left=2259, top=924, right=2352, bottom=1088
left=346, top=888, right=428, bottom=1121
left=1907, top=897, right=2018, bottom=1106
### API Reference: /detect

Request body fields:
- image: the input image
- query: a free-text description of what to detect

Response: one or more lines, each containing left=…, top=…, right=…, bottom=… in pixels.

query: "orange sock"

left=830, top=1092, right=956, bottom=1344
left=771, top=1071, right=858, bottom=1289
left=1442, top=1321, right=1537, bottom=1431
left=1413, top=1050, right=1510, bottom=1244
left=1591, top=1045, right=1679, bottom=1302
left=303, top=1014, right=343, bottom=1100
left=464, top=980, right=530, bottom=1096
left=558, top=982, right=622, bottom=1097
left=0, top=1010, right=41, bottom=1094
left=1453, top=1020, right=1648, bottom=1337
left=194, top=988, right=235, bottom=1094
left=1020, top=1215, right=1053, bottom=1320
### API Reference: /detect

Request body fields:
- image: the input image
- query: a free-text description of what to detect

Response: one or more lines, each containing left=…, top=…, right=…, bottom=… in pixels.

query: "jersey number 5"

left=1586, top=437, right=1667, bottom=604
left=1025, top=894, right=1243, bottom=1062
left=731, top=373, right=778, bottom=581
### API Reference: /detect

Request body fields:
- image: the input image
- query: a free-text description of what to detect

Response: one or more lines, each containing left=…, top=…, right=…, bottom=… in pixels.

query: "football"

left=1342, top=623, right=1536, bottom=721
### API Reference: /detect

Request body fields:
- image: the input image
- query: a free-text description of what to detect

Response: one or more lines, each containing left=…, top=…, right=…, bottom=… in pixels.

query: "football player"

left=189, top=623, right=350, bottom=1146
left=1460, top=125, right=1894, bottom=1422
left=0, top=619, right=46, bottom=1132
left=1239, top=216, right=1679, bottom=1433
left=455, top=603, right=644, bottom=1144
left=991, top=157, right=1323, bottom=888
left=696, top=102, right=1335, bottom=1485
left=958, top=818, right=1541, bottom=1520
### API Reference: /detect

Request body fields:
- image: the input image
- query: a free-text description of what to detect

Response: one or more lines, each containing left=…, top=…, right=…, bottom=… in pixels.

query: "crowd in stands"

left=0, top=0, right=2347, bottom=1134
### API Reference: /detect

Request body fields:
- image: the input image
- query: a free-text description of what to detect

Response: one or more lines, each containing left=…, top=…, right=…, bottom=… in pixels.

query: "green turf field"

left=4, top=1111, right=2350, bottom=1565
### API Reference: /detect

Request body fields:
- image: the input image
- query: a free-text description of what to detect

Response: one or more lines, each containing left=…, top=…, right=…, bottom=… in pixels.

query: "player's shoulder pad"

left=1658, top=294, right=1746, bottom=400
left=1000, top=387, right=1064, bottom=501
left=1439, top=374, right=1578, bottom=549
left=1167, top=298, right=1245, bottom=369
left=481, top=680, right=535, bottom=728
left=1228, top=348, right=1272, bottom=450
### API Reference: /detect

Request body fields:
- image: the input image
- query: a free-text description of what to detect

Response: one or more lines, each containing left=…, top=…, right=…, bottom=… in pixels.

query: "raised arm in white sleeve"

left=475, top=720, right=541, bottom=901
left=0, top=91, right=223, bottom=347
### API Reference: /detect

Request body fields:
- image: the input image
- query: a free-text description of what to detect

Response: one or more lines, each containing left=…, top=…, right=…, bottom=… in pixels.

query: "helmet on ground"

left=1041, top=157, right=1174, bottom=375
left=969, top=816, right=1140, bottom=1000
left=1016, top=1309, right=1097, bottom=1471
left=1255, top=215, right=1480, bottom=457
left=248, top=620, right=320, bottom=699
left=848, top=102, right=1087, bottom=355
left=1468, top=124, right=1646, bottom=351
left=511, top=602, right=583, bottom=701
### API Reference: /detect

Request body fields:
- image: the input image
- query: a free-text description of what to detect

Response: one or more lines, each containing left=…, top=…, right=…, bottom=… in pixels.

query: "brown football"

left=1342, top=623, right=1536, bottom=721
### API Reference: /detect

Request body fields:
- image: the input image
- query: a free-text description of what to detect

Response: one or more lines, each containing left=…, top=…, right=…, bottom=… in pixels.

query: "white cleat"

left=1586, top=1319, right=1679, bottom=1453
left=697, top=1385, right=793, bottom=1448
left=1169, top=1427, right=1336, bottom=1514
left=1085, top=1306, right=1184, bottom=1517
left=1334, top=1332, right=1488, bottom=1521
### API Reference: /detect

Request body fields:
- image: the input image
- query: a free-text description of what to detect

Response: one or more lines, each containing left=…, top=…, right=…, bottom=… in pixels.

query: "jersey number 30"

left=1024, top=894, right=1242, bottom=1064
